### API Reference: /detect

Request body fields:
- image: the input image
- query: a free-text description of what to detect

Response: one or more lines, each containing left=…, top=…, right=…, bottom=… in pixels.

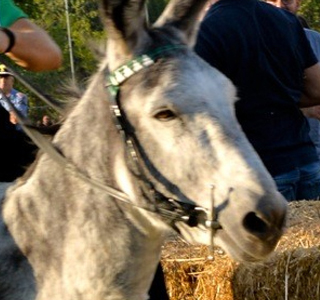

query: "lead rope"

left=208, top=187, right=233, bottom=259
left=210, top=185, right=217, bottom=255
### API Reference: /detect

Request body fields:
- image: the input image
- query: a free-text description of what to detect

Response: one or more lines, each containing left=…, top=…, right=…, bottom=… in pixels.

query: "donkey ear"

left=99, top=0, right=149, bottom=68
left=154, top=0, right=208, bottom=46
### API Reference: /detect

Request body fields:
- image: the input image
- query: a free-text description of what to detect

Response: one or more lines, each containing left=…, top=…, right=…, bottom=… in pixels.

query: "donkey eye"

left=153, top=109, right=176, bottom=121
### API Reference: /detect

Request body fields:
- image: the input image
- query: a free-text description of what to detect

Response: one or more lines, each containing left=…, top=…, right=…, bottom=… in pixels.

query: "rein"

left=1, top=46, right=222, bottom=248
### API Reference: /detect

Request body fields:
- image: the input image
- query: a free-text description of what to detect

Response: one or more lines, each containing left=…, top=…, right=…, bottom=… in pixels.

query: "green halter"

left=106, top=44, right=186, bottom=97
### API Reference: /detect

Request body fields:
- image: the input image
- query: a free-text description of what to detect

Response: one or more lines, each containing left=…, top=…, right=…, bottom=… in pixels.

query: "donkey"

left=0, top=0, right=287, bottom=299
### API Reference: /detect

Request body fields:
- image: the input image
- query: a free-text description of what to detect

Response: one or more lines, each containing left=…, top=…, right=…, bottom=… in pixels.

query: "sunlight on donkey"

left=0, top=0, right=287, bottom=299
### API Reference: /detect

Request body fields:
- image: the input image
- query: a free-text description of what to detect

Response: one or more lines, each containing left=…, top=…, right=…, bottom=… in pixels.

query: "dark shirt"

left=195, top=0, right=318, bottom=176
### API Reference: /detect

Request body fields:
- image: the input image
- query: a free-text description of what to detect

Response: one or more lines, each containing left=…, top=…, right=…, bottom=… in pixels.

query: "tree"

left=299, top=0, right=320, bottom=31
left=147, top=0, right=168, bottom=23
left=12, top=0, right=105, bottom=122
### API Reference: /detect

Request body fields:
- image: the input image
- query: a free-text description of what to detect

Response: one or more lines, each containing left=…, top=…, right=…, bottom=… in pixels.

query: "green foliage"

left=16, top=0, right=104, bottom=79
left=11, top=0, right=105, bottom=122
left=147, top=0, right=168, bottom=23
left=299, top=0, right=320, bottom=31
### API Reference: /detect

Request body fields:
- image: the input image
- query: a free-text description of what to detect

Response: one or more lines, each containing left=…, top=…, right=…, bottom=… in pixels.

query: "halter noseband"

left=105, top=45, right=222, bottom=240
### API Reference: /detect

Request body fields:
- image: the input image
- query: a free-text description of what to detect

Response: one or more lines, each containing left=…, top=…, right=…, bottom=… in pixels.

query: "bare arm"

left=300, top=62, right=320, bottom=108
left=0, top=18, right=62, bottom=71
left=301, top=105, right=320, bottom=120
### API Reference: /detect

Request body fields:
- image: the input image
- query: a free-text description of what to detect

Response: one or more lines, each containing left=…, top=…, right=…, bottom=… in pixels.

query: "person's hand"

left=9, top=111, right=18, bottom=124
left=301, top=105, right=320, bottom=120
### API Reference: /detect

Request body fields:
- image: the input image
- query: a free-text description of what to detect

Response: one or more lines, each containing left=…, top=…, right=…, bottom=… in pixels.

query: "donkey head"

left=100, top=0, right=287, bottom=262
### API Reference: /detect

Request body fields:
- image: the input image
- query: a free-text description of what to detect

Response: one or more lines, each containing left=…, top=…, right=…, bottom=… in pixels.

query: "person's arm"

left=0, top=18, right=62, bottom=71
left=301, top=105, right=320, bottom=120
left=299, top=62, right=320, bottom=107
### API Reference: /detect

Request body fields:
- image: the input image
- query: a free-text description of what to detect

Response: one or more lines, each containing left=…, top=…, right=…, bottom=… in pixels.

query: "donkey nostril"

left=243, top=212, right=269, bottom=238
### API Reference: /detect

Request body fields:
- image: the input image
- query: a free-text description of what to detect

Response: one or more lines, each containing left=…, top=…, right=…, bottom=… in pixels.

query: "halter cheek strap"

left=105, top=45, right=222, bottom=240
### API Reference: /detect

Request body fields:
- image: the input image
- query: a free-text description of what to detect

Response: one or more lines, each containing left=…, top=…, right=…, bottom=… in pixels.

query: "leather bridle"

left=105, top=45, right=222, bottom=239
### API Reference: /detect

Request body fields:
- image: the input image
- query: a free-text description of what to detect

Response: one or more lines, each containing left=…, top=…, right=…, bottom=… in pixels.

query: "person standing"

left=195, top=0, right=320, bottom=201
left=0, top=64, right=28, bottom=129
left=266, top=0, right=320, bottom=160
left=301, top=30, right=320, bottom=158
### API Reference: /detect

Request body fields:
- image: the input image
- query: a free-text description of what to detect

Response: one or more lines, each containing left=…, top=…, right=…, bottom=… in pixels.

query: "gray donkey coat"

left=0, top=0, right=286, bottom=299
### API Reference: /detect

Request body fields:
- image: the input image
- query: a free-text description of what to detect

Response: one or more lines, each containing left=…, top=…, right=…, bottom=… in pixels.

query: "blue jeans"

left=273, top=162, right=320, bottom=201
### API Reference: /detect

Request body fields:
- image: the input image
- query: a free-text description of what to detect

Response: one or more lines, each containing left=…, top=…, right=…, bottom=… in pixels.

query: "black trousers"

left=148, top=263, right=169, bottom=300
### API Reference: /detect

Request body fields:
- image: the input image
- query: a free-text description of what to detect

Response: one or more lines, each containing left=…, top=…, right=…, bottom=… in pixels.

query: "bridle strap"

left=105, top=45, right=222, bottom=235
left=106, top=45, right=188, bottom=208
left=105, top=45, right=188, bottom=208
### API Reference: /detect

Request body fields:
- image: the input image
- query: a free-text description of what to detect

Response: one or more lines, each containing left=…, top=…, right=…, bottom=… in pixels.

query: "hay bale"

left=162, top=240, right=237, bottom=300
left=232, top=247, right=320, bottom=300
left=161, top=201, right=320, bottom=300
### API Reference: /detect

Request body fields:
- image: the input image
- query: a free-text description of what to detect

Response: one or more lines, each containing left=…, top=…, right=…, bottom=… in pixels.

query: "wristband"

left=0, top=28, right=16, bottom=53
